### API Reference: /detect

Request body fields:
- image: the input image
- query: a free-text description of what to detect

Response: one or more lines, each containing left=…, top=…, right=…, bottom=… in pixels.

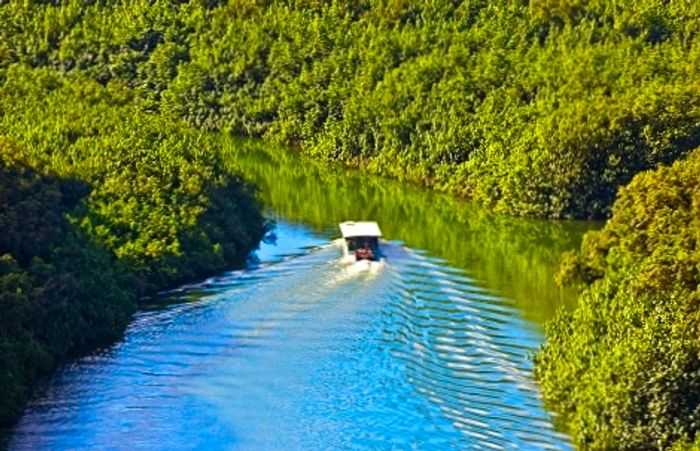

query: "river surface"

left=8, top=141, right=596, bottom=449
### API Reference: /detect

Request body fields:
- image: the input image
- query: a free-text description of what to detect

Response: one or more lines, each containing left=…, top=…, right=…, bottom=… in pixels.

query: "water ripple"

left=9, top=240, right=569, bottom=450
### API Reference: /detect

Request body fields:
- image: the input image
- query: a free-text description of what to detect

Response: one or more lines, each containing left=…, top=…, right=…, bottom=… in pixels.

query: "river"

left=7, top=140, right=596, bottom=449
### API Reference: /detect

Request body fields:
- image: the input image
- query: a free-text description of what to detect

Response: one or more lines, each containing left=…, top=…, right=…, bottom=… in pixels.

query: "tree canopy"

left=2, top=0, right=698, bottom=218
left=0, top=65, right=267, bottom=426
left=535, top=147, right=700, bottom=449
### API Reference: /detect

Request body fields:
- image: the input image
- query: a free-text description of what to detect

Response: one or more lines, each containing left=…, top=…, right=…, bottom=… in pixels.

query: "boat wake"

left=9, top=237, right=569, bottom=450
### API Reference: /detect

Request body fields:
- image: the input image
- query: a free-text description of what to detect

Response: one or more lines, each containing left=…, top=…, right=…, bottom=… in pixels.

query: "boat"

left=338, top=221, right=384, bottom=262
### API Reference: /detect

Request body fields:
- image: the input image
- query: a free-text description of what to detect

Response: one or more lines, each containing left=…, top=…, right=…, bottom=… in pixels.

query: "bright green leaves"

left=536, top=148, right=700, bottom=449
left=4, top=0, right=697, bottom=218
left=153, top=0, right=700, bottom=219
left=0, top=65, right=267, bottom=426
left=1, top=65, right=267, bottom=291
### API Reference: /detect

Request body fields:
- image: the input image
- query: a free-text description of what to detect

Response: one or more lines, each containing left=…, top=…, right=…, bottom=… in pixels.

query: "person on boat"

left=355, top=239, right=374, bottom=261
left=365, top=240, right=375, bottom=260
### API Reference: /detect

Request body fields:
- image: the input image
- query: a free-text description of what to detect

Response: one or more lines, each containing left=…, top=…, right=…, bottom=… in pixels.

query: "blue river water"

left=9, top=220, right=571, bottom=450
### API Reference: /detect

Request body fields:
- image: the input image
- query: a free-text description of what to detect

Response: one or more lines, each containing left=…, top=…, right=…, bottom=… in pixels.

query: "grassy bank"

left=0, top=66, right=267, bottom=426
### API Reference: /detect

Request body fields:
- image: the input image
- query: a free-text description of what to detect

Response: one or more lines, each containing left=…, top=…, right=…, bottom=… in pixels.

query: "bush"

left=0, top=67, right=268, bottom=426
left=3, top=0, right=699, bottom=218
left=162, top=0, right=700, bottom=218
left=535, top=147, right=700, bottom=449
left=0, top=141, right=135, bottom=424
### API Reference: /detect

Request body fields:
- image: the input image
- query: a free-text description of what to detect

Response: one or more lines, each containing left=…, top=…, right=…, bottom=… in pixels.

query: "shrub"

left=0, top=67, right=268, bottom=426
left=535, top=147, right=700, bottom=449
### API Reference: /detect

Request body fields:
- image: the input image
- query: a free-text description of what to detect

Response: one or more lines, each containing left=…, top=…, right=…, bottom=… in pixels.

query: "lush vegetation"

left=2, top=0, right=699, bottom=218
left=2, top=0, right=700, bottom=447
left=173, top=0, right=700, bottom=220
left=535, top=147, right=700, bottom=449
left=0, top=139, right=136, bottom=426
left=227, top=139, right=593, bottom=326
left=0, top=66, right=267, bottom=425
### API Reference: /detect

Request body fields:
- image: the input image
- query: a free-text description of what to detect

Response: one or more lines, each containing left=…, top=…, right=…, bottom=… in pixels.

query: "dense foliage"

left=0, top=66, right=267, bottom=425
left=0, top=139, right=136, bottom=425
left=227, top=139, right=591, bottom=326
left=3, top=0, right=698, bottom=218
left=2, top=0, right=700, bottom=446
left=535, top=147, right=700, bottom=449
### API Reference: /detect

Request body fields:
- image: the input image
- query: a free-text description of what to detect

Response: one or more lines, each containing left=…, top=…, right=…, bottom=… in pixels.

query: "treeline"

left=2, top=0, right=700, bottom=446
left=0, top=66, right=267, bottom=425
left=535, top=146, right=700, bottom=449
left=3, top=0, right=698, bottom=218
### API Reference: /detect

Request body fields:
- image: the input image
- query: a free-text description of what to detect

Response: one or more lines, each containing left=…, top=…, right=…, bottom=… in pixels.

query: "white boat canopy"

left=339, top=221, right=382, bottom=238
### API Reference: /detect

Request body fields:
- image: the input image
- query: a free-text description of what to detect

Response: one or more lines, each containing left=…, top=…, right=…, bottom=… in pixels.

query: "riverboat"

left=338, top=221, right=384, bottom=262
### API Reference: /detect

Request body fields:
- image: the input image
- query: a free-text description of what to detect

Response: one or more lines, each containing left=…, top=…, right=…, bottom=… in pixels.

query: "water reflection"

left=10, top=224, right=571, bottom=449
left=9, top=139, right=597, bottom=449
left=224, top=139, right=599, bottom=327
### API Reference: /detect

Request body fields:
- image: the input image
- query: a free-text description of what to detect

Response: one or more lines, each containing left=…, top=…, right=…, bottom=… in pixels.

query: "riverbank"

left=2, top=1, right=698, bottom=219
left=2, top=0, right=699, bottom=447
left=5, top=156, right=583, bottom=450
left=0, top=67, right=268, bottom=428
left=535, top=146, right=700, bottom=449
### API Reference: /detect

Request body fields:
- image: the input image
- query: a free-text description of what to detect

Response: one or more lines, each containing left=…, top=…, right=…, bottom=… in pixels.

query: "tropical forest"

left=0, top=0, right=698, bottom=449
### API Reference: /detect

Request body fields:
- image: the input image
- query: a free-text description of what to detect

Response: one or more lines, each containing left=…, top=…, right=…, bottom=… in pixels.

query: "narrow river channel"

left=8, top=140, right=597, bottom=449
